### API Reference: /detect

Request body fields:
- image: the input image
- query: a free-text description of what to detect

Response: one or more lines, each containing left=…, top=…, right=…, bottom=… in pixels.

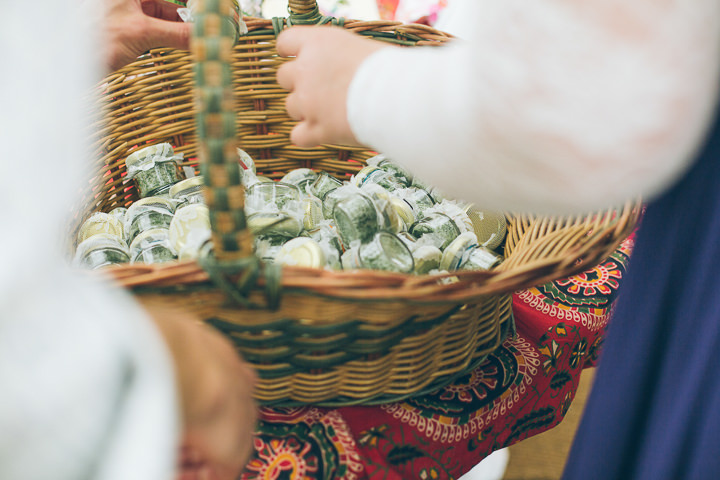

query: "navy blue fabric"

left=563, top=108, right=720, bottom=480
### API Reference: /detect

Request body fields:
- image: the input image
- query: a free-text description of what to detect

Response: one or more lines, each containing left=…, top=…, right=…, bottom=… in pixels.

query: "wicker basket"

left=77, top=0, right=639, bottom=406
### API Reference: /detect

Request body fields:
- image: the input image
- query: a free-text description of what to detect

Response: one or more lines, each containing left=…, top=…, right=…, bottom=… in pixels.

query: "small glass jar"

left=282, top=168, right=318, bottom=195
left=125, top=143, right=183, bottom=198
left=360, top=184, right=402, bottom=234
left=413, top=245, right=442, bottom=275
left=342, top=232, right=414, bottom=273
left=332, top=193, right=380, bottom=246
left=129, top=228, right=176, bottom=264
left=396, top=187, right=436, bottom=216
left=246, top=182, right=302, bottom=212
left=367, top=154, right=413, bottom=186
left=302, top=195, right=324, bottom=230
left=170, top=176, right=205, bottom=208
left=74, top=234, right=130, bottom=269
left=307, top=223, right=344, bottom=270
left=108, top=206, right=128, bottom=224
left=409, top=212, right=462, bottom=250
left=237, top=147, right=256, bottom=175
left=125, top=197, right=175, bottom=244
left=396, top=231, right=418, bottom=250
left=460, top=246, right=504, bottom=271
left=77, top=212, right=125, bottom=244
left=440, top=232, right=479, bottom=271
left=464, top=205, right=507, bottom=250
left=275, top=237, right=327, bottom=268
left=168, top=204, right=211, bottom=260
left=309, top=171, right=343, bottom=201
left=247, top=212, right=304, bottom=237
left=390, top=197, right=416, bottom=232
left=254, top=235, right=288, bottom=263
left=246, top=182, right=304, bottom=236
left=353, top=165, right=404, bottom=191
left=322, top=185, right=356, bottom=218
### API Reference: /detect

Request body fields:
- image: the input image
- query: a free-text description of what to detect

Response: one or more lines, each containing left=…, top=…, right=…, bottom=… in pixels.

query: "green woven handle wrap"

left=192, top=0, right=249, bottom=262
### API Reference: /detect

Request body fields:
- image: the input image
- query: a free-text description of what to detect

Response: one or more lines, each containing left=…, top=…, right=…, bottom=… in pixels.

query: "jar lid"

left=125, top=143, right=175, bottom=169
left=276, top=237, right=326, bottom=269
left=352, top=165, right=383, bottom=187
left=464, top=205, right=507, bottom=250
left=413, top=245, right=442, bottom=275
left=390, top=197, right=416, bottom=229
left=282, top=168, right=317, bottom=186
left=168, top=204, right=211, bottom=253
left=302, top=196, right=324, bottom=230
left=77, top=212, right=124, bottom=244
left=169, top=175, right=205, bottom=199
left=440, top=232, right=479, bottom=271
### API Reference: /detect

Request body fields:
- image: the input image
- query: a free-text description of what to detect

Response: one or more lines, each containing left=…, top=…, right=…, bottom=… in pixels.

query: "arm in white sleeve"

left=0, top=2, right=178, bottom=479
left=348, top=0, right=720, bottom=214
left=0, top=270, right=179, bottom=480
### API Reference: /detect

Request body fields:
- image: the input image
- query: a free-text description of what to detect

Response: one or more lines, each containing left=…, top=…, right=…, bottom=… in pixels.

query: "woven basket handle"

left=288, top=0, right=320, bottom=16
left=286, top=0, right=343, bottom=26
left=192, top=0, right=250, bottom=263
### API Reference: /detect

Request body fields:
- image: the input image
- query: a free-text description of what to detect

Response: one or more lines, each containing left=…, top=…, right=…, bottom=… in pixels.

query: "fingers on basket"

left=291, top=121, right=324, bottom=148
left=276, top=26, right=315, bottom=57
left=145, top=16, right=191, bottom=51
left=276, top=60, right=298, bottom=92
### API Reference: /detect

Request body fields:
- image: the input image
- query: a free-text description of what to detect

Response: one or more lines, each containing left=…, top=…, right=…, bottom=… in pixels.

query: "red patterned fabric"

left=240, top=236, right=634, bottom=479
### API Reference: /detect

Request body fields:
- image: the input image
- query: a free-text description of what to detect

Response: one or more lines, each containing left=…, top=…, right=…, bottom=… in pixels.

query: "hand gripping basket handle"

left=190, top=0, right=323, bottom=266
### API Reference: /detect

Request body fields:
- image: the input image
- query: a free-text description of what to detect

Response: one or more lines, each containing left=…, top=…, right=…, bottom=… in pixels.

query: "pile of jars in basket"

left=75, top=143, right=507, bottom=274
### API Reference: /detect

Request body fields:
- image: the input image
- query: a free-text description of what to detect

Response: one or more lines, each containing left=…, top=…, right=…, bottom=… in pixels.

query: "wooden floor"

left=501, top=369, right=595, bottom=480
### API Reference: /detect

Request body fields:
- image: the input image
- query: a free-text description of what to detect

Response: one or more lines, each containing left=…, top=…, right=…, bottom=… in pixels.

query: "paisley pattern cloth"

left=241, top=237, right=633, bottom=479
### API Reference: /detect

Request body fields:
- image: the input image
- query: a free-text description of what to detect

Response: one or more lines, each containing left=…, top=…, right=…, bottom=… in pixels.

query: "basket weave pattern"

left=79, top=0, right=639, bottom=405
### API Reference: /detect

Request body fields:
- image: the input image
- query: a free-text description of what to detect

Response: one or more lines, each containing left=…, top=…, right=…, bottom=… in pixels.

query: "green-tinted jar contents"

left=400, top=187, right=436, bottom=215
left=129, top=228, right=176, bottom=264
left=125, top=143, right=183, bottom=198
left=409, top=212, right=461, bottom=250
left=125, top=199, right=173, bottom=244
left=322, top=185, right=355, bottom=218
left=354, top=166, right=403, bottom=191
left=74, top=234, right=130, bottom=270
left=368, top=155, right=413, bottom=187
left=170, top=176, right=205, bottom=208
left=358, top=232, right=414, bottom=273
left=332, top=193, right=379, bottom=246
left=461, top=246, right=504, bottom=271
left=246, top=182, right=301, bottom=212
left=282, top=168, right=318, bottom=195
left=133, top=245, right=177, bottom=264
left=310, top=171, right=343, bottom=200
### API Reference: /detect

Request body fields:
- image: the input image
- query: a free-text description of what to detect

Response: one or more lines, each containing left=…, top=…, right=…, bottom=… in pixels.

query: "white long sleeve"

left=0, top=2, right=178, bottom=479
left=348, top=0, right=720, bottom=214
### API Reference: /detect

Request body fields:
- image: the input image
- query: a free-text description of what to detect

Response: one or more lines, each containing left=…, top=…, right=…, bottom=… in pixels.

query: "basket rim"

left=97, top=201, right=640, bottom=306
